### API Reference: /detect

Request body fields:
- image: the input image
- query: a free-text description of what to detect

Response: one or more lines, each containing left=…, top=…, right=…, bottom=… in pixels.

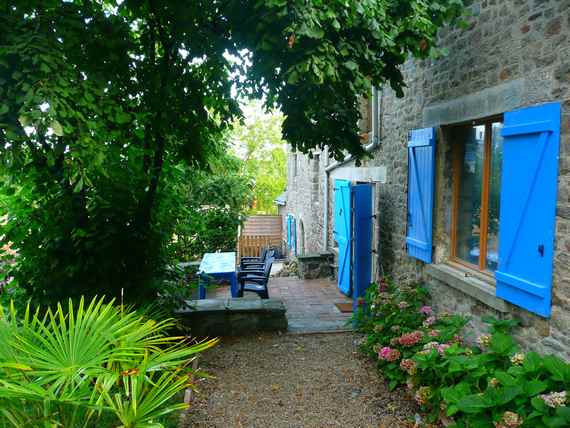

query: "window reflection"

left=486, top=123, right=503, bottom=272
left=455, top=125, right=485, bottom=266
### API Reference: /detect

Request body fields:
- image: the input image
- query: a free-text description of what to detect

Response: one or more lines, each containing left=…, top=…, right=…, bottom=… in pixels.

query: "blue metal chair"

left=237, top=256, right=274, bottom=299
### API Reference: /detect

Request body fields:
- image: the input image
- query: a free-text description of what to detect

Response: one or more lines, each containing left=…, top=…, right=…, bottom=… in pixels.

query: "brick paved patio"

left=211, top=270, right=354, bottom=333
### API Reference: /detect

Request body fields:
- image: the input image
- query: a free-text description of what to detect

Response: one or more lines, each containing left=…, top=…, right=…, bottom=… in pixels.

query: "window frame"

left=449, top=114, right=503, bottom=277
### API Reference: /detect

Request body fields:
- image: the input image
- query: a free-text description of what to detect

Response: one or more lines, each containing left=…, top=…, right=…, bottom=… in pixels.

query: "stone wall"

left=283, top=146, right=327, bottom=255
left=375, top=0, right=570, bottom=357
left=285, top=0, right=570, bottom=358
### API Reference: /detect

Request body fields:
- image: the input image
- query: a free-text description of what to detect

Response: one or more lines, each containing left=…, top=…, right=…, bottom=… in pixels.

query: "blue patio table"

left=198, top=252, right=238, bottom=299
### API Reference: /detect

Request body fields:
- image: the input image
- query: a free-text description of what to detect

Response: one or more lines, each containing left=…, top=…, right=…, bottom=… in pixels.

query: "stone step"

left=176, top=298, right=288, bottom=337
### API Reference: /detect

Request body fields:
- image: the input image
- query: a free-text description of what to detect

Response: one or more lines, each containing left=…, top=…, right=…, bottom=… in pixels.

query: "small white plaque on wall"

left=330, top=166, right=387, bottom=183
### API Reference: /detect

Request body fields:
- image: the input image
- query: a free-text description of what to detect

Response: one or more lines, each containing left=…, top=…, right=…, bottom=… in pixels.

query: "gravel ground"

left=181, top=332, right=418, bottom=428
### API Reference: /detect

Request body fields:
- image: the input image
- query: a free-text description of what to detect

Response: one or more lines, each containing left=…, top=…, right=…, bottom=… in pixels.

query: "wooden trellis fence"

left=237, top=216, right=283, bottom=259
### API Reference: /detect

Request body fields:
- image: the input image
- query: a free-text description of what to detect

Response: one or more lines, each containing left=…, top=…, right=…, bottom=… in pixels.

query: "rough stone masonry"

left=284, top=0, right=570, bottom=359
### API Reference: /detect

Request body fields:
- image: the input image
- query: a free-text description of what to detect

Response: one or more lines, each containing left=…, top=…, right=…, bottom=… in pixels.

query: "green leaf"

left=115, top=111, right=131, bottom=124
left=51, top=120, right=64, bottom=136
left=531, top=396, right=548, bottom=412
left=542, top=415, right=570, bottom=427
left=494, top=371, right=516, bottom=386
left=555, top=406, right=570, bottom=420
left=543, top=355, right=570, bottom=381
left=0, top=362, right=33, bottom=371
left=523, top=351, right=542, bottom=372
left=287, top=70, right=299, bottom=84
left=344, top=61, right=358, bottom=71
left=525, top=379, right=548, bottom=396
left=18, top=115, right=30, bottom=127
left=447, top=405, right=459, bottom=416
left=303, top=26, right=324, bottom=39
left=457, top=394, right=492, bottom=413
left=73, top=177, right=84, bottom=193
left=0, top=104, right=9, bottom=115
left=489, top=333, right=515, bottom=355
left=495, top=385, right=522, bottom=405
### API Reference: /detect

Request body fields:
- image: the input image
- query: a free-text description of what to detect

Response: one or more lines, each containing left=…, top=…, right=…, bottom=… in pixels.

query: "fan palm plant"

left=0, top=297, right=218, bottom=427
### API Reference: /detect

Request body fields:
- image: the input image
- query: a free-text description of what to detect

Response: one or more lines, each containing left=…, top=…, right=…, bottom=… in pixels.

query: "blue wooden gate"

left=334, top=179, right=352, bottom=296
left=352, top=183, right=373, bottom=308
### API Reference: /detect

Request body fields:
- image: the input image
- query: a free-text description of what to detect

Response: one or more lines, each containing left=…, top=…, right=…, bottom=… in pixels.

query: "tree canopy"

left=230, top=100, right=286, bottom=215
left=0, top=0, right=464, bottom=304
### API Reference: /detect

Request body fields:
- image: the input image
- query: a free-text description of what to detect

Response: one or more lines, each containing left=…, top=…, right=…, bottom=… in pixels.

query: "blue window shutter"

left=334, top=179, right=352, bottom=296
left=406, top=127, right=436, bottom=263
left=496, top=102, right=561, bottom=318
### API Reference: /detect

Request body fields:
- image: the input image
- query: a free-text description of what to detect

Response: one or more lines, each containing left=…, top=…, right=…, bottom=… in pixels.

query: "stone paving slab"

left=212, top=274, right=354, bottom=333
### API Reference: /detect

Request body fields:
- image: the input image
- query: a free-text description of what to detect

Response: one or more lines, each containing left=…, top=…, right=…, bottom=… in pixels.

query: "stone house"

left=282, top=0, right=570, bottom=359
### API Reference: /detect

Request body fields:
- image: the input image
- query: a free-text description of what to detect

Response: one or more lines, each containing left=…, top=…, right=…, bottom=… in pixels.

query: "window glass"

left=486, top=122, right=503, bottom=272
left=455, top=125, right=485, bottom=266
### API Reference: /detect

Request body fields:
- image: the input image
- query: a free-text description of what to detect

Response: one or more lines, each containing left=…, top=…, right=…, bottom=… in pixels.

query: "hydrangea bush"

left=354, top=279, right=570, bottom=428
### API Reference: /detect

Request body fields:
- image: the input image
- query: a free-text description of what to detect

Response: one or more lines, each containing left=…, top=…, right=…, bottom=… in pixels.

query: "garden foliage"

left=0, top=0, right=465, bottom=304
left=229, top=100, right=287, bottom=215
left=355, top=279, right=570, bottom=428
left=0, top=296, right=217, bottom=428
left=170, top=159, right=254, bottom=261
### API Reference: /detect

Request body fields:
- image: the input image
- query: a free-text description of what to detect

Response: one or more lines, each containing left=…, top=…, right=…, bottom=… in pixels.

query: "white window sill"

left=425, top=263, right=509, bottom=313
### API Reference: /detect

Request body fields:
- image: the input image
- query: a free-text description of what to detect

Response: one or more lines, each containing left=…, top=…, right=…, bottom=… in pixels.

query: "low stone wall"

left=176, top=298, right=288, bottom=337
left=297, top=252, right=334, bottom=280
left=425, top=265, right=569, bottom=361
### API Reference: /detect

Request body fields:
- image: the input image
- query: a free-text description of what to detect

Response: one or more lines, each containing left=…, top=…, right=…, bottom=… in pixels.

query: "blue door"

left=352, top=183, right=373, bottom=307
left=334, top=179, right=352, bottom=296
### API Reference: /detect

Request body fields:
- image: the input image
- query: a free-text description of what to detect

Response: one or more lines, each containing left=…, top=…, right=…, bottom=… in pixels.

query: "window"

left=450, top=118, right=504, bottom=274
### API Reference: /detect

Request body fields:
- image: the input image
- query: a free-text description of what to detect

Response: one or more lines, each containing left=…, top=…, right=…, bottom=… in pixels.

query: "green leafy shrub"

left=0, top=297, right=218, bottom=427
left=355, top=280, right=570, bottom=428
left=354, top=278, right=467, bottom=390
left=170, top=162, right=254, bottom=261
left=412, top=319, right=570, bottom=427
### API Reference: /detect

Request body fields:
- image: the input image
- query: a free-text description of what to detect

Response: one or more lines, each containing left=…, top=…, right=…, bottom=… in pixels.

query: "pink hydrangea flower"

left=415, top=386, right=431, bottom=405
left=437, top=343, right=450, bottom=354
left=423, top=341, right=450, bottom=355
left=452, top=334, right=463, bottom=345
left=398, top=301, right=409, bottom=309
left=494, top=411, right=523, bottom=428
left=540, top=391, right=567, bottom=408
left=428, top=329, right=440, bottom=337
left=400, top=358, right=417, bottom=375
left=422, top=316, right=436, bottom=327
left=419, top=305, right=433, bottom=316
left=378, top=346, right=401, bottom=362
left=398, top=331, right=423, bottom=346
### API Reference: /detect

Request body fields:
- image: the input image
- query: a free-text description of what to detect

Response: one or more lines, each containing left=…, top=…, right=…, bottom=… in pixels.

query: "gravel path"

left=181, top=332, right=417, bottom=428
